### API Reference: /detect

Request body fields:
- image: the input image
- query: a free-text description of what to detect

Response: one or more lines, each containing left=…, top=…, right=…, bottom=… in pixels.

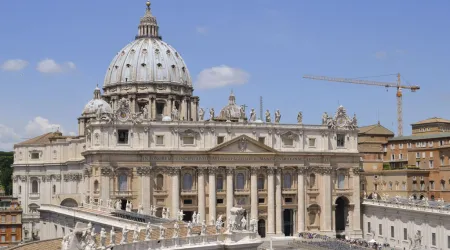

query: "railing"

left=181, top=189, right=197, bottom=195
left=282, top=188, right=297, bottom=194
left=153, top=190, right=168, bottom=196
left=362, top=199, right=450, bottom=214
left=234, top=189, right=250, bottom=195
left=29, top=193, right=40, bottom=198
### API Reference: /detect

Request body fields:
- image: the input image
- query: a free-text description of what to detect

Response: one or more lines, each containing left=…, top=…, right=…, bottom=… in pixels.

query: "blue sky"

left=1, top=0, right=450, bottom=150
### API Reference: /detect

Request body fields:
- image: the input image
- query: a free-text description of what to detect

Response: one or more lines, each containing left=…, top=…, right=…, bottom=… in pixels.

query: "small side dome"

left=219, top=91, right=242, bottom=120
left=82, top=86, right=113, bottom=115
left=162, top=116, right=172, bottom=122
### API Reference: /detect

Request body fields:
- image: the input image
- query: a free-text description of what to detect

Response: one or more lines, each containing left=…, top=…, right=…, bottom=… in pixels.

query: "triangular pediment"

left=208, top=135, right=277, bottom=153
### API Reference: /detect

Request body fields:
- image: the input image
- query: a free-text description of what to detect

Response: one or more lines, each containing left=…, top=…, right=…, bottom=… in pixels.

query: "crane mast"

left=303, top=73, right=420, bottom=136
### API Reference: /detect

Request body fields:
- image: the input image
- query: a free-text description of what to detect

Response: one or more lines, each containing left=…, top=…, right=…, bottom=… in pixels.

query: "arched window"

left=216, top=175, right=224, bottom=191
left=118, top=174, right=128, bottom=191
left=156, top=174, right=164, bottom=190
left=94, top=180, right=99, bottom=192
left=309, top=174, right=316, bottom=188
left=31, top=180, right=39, bottom=194
left=283, top=173, right=292, bottom=189
left=441, top=180, right=446, bottom=190
left=257, top=175, right=265, bottom=190
left=337, top=174, right=345, bottom=189
left=236, top=173, right=245, bottom=190
left=183, top=173, right=193, bottom=191
left=52, top=185, right=56, bottom=195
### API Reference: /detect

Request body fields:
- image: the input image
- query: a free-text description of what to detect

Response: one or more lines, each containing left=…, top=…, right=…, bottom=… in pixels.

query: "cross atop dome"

left=136, top=1, right=161, bottom=40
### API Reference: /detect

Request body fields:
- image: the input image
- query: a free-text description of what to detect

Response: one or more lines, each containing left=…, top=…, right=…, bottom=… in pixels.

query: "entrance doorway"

left=258, top=219, right=266, bottom=238
left=283, top=209, right=294, bottom=236
left=335, top=197, right=349, bottom=233
left=183, top=211, right=194, bottom=222
left=120, top=199, right=127, bottom=210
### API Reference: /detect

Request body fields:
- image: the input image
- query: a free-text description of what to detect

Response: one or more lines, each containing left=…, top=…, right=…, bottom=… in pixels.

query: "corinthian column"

left=320, top=166, right=333, bottom=232
left=352, top=167, right=362, bottom=236
left=275, top=168, right=283, bottom=235
left=170, top=167, right=181, bottom=220
left=267, top=166, right=276, bottom=236
left=137, top=166, right=152, bottom=213
left=198, top=167, right=206, bottom=223
left=226, top=167, right=235, bottom=219
left=208, top=167, right=217, bottom=225
left=250, top=167, right=258, bottom=221
left=100, top=167, right=112, bottom=202
left=297, top=166, right=306, bottom=233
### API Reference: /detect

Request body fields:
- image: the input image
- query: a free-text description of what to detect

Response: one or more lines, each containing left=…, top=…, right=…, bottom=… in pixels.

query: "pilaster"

left=197, top=167, right=206, bottom=223
left=297, top=165, right=306, bottom=233
left=267, top=166, right=275, bottom=236
left=100, top=167, right=113, bottom=201
left=275, top=167, right=283, bottom=235
left=250, top=166, right=258, bottom=221
left=226, top=166, right=235, bottom=219
left=169, top=167, right=181, bottom=220
left=137, top=166, right=153, bottom=213
left=208, top=167, right=217, bottom=225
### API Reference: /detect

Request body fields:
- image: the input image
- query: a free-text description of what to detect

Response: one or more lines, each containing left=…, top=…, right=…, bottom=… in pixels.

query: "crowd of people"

left=290, top=232, right=392, bottom=250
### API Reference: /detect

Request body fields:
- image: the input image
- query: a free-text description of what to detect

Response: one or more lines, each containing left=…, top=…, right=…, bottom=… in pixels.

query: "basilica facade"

left=12, top=1, right=362, bottom=239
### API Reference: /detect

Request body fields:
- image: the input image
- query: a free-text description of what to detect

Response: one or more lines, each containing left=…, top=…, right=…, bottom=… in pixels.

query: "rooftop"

left=388, top=132, right=450, bottom=142
left=412, top=117, right=450, bottom=125
left=16, top=131, right=75, bottom=146
left=358, top=123, right=394, bottom=136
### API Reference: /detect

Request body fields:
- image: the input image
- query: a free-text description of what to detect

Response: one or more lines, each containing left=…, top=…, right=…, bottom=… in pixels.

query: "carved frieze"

left=179, top=129, right=199, bottom=137
left=12, top=175, right=18, bottom=182
left=19, top=175, right=27, bottom=182
left=100, top=167, right=114, bottom=177
left=136, top=166, right=153, bottom=176
left=83, top=168, right=92, bottom=177
left=208, top=167, right=218, bottom=175
left=310, top=166, right=333, bottom=175
left=250, top=166, right=259, bottom=175
left=352, top=167, right=362, bottom=175
left=63, top=173, right=82, bottom=182
left=297, top=166, right=309, bottom=174
left=197, top=167, right=207, bottom=175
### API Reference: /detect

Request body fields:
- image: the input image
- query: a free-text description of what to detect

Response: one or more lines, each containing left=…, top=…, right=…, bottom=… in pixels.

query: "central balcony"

left=234, top=189, right=250, bottom=195
left=110, top=190, right=133, bottom=198
left=153, top=189, right=168, bottom=196
left=181, top=189, right=197, bottom=196
left=282, top=188, right=297, bottom=195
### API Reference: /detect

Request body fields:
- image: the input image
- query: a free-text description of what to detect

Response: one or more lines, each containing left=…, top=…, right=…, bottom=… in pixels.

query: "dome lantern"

left=136, top=1, right=161, bottom=40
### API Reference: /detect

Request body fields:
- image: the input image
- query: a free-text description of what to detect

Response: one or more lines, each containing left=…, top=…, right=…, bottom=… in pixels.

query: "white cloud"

left=196, top=26, right=208, bottom=34
left=25, top=117, right=63, bottom=137
left=195, top=65, right=250, bottom=89
left=36, top=59, right=76, bottom=73
left=374, top=51, right=387, bottom=60
left=0, top=124, right=20, bottom=151
left=1, top=59, right=28, bottom=71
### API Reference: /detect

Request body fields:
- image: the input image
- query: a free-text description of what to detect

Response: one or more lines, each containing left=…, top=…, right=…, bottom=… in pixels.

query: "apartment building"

left=361, top=118, right=450, bottom=201
left=0, top=195, right=22, bottom=246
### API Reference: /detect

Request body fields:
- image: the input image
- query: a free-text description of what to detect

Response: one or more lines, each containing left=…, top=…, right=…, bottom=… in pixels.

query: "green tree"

left=0, top=152, right=13, bottom=195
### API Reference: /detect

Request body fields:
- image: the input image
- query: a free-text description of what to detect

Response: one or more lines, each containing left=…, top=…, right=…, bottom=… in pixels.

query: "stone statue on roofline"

left=297, top=112, right=303, bottom=124
left=250, top=108, right=256, bottom=122
left=265, top=110, right=271, bottom=123
left=199, top=108, right=205, bottom=121
left=274, top=109, right=281, bottom=123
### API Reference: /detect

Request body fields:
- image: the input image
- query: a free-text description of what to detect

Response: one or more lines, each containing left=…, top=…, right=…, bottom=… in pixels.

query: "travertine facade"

left=12, top=1, right=362, bottom=239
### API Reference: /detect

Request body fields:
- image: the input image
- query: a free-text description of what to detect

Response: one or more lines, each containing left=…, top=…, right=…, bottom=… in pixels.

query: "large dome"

left=103, top=38, right=191, bottom=87
left=103, top=1, right=191, bottom=88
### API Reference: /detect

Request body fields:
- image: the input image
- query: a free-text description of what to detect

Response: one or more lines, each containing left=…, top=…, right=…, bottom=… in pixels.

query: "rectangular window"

left=11, top=227, right=16, bottom=233
left=430, top=151, right=434, bottom=157
left=217, top=136, right=225, bottom=144
left=258, top=137, right=265, bottom=144
left=338, top=175, right=345, bottom=189
left=448, top=235, right=450, bottom=248
left=1, top=216, right=4, bottom=223
left=416, top=152, right=420, bottom=158
left=258, top=198, right=265, bottom=204
left=432, top=232, right=436, bottom=246
left=407, top=143, right=412, bottom=148
left=430, top=181, right=435, bottom=190
left=391, top=154, right=395, bottom=160
left=0, top=226, right=4, bottom=232
left=337, top=134, right=345, bottom=147
left=11, top=235, right=15, bottom=242
left=117, top=130, right=129, bottom=144
left=217, top=199, right=224, bottom=204
left=403, top=228, right=407, bottom=240
left=441, top=157, right=445, bottom=166
left=379, top=224, right=382, bottom=235
left=1, top=236, right=4, bottom=242
left=31, top=152, right=40, bottom=159
left=390, top=226, right=394, bottom=238
left=284, top=198, right=293, bottom=203
left=11, top=215, right=16, bottom=223
left=429, top=160, right=434, bottom=168
left=156, top=135, right=164, bottom=145
left=183, top=199, right=193, bottom=205
left=368, top=222, right=371, bottom=234
left=429, top=141, right=434, bottom=147
left=440, top=140, right=444, bottom=146
left=422, top=152, right=426, bottom=158
left=283, top=138, right=294, bottom=147
left=399, top=143, right=403, bottom=149
left=183, top=136, right=195, bottom=145
left=308, top=138, right=316, bottom=147
left=391, top=144, right=395, bottom=149
left=399, top=154, right=403, bottom=159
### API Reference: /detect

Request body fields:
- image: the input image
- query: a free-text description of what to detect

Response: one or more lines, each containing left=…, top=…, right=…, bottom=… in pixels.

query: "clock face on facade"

left=336, top=117, right=346, bottom=127
left=116, top=109, right=130, bottom=122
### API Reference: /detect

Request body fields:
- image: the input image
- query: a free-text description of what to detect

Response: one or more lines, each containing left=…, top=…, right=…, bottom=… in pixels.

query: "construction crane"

left=302, top=73, right=420, bottom=136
